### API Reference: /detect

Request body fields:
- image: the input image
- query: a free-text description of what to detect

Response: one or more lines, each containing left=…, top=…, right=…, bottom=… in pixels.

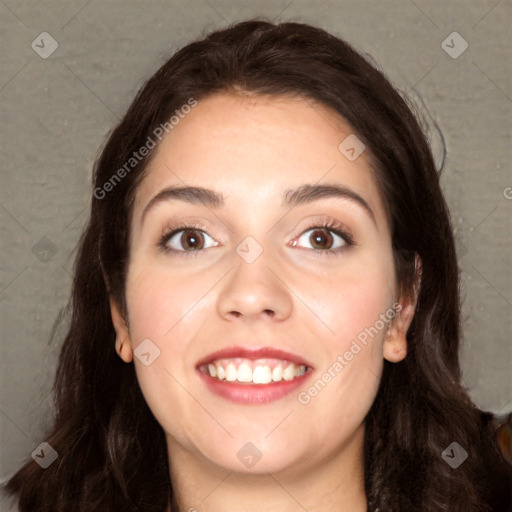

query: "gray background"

left=1, top=0, right=511, bottom=490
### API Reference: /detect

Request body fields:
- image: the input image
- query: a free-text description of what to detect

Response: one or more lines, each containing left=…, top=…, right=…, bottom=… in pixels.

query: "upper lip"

left=196, top=346, right=314, bottom=369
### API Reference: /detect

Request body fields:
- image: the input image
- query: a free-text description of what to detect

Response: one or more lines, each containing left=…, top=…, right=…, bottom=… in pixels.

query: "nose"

left=216, top=249, right=293, bottom=323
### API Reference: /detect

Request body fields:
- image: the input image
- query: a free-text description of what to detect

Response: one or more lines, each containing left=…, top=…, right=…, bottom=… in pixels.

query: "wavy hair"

left=4, top=19, right=507, bottom=511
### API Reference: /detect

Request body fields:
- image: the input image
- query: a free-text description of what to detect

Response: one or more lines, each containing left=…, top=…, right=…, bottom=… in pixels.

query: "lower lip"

left=197, top=368, right=313, bottom=404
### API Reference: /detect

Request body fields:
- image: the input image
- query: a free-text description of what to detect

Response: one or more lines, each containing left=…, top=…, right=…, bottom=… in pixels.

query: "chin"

left=196, top=435, right=310, bottom=476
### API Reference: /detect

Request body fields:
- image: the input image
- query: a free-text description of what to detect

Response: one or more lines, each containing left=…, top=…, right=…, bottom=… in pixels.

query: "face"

left=111, top=93, right=414, bottom=478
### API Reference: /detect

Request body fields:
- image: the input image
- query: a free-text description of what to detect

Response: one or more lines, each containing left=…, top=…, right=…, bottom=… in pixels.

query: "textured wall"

left=1, top=0, right=510, bottom=493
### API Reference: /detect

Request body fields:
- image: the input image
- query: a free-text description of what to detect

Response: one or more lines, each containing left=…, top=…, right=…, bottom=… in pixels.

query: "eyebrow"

left=140, top=183, right=375, bottom=225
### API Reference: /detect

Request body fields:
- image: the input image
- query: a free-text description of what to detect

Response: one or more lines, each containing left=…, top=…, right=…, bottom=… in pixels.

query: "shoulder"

left=478, top=411, right=512, bottom=512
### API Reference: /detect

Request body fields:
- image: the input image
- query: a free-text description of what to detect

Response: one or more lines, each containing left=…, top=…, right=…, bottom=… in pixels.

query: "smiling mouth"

left=198, top=358, right=312, bottom=385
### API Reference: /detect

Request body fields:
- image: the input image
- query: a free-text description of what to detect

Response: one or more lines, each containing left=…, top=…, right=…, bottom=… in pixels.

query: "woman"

left=4, top=19, right=511, bottom=512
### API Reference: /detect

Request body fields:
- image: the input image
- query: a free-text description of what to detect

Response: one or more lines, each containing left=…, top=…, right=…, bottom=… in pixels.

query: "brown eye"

left=163, top=228, right=217, bottom=253
left=296, top=226, right=348, bottom=252
left=308, top=228, right=334, bottom=250
left=180, top=229, right=205, bottom=250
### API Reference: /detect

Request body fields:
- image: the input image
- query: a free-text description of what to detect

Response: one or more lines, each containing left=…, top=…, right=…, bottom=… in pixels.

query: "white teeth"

left=271, top=365, right=283, bottom=382
left=253, top=365, right=272, bottom=384
left=225, top=363, right=237, bottom=382
left=237, top=362, right=253, bottom=383
left=283, top=364, right=295, bottom=381
left=216, top=363, right=225, bottom=380
left=204, top=359, right=308, bottom=384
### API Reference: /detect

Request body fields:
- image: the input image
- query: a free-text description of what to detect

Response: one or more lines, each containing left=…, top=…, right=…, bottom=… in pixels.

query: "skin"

left=110, top=93, right=417, bottom=512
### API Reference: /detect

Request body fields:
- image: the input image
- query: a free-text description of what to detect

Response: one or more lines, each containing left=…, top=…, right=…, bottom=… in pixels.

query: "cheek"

left=298, top=253, right=395, bottom=418
left=123, top=264, right=219, bottom=434
left=309, top=256, right=395, bottom=348
left=124, top=264, right=209, bottom=345
left=299, top=277, right=391, bottom=440
left=342, top=289, right=391, bottom=362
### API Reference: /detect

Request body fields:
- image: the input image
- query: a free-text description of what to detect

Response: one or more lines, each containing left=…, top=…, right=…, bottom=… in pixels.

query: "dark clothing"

left=481, top=411, right=512, bottom=512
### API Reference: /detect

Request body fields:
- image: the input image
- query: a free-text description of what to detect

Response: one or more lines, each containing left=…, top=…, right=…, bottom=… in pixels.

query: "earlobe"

left=384, top=254, right=422, bottom=363
left=383, top=303, right=408, bottom=362
left=383, top=322, right=408, bottom=363
left=383, top=301, right=415, bottom=363
left=110, top=297, right=133, bottom=363
left=383, top=299, right=416, bottom=363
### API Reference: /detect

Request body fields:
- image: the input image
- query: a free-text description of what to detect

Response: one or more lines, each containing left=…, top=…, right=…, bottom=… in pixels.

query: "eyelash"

left=158, top=219, right=355, bottom=259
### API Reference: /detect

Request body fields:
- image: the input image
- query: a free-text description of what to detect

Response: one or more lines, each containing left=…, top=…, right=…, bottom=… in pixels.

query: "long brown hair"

left=4, top=19, right=506, bottom=511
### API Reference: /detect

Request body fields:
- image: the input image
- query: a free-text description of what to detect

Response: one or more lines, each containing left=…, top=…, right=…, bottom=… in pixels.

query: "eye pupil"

left=310, top=228, right=333, bottom=249
left=181, top=229, right=204, bottom=250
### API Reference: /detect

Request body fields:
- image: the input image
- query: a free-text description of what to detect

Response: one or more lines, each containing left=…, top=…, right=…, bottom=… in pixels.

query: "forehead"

left=133, top=93, right=388, bottom=229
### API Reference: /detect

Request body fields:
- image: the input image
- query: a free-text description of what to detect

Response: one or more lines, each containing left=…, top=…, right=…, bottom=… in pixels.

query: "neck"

left=166, top=427, right=367, bottom=512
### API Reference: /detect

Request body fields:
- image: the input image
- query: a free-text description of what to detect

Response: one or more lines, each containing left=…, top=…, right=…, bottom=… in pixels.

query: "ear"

left=383, top=254, right=422, bottom=363
left=110, top=297, right=133, bottom=363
